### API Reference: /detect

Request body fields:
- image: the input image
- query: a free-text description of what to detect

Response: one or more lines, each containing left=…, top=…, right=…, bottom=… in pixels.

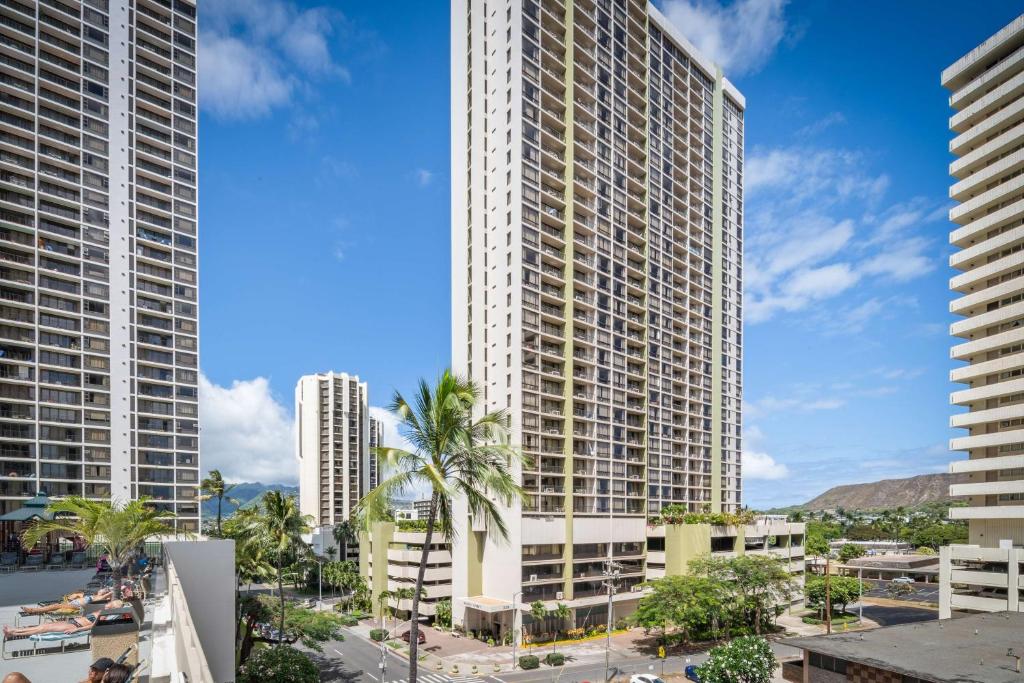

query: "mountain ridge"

left=800, top=472, right=966, bottom=511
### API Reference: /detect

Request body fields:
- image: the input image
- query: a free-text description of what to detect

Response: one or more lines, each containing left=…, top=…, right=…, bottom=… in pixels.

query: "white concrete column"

left=939, top=545, right=952, bottom=620
left=1008, top=547, right=1020, bottom=612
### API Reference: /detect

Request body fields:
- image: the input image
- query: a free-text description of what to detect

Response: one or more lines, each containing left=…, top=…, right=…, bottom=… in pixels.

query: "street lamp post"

left=858, top=567, right=863, bottom=623
left=511, top=590, right=522, bottom=670
left=318, top=559, right=323, bottom=611
left=603, top=559, right=621, bottom=683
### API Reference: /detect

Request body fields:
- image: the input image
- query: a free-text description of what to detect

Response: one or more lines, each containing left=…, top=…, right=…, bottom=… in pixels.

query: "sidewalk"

left=775, top=609, right=879, bottom=637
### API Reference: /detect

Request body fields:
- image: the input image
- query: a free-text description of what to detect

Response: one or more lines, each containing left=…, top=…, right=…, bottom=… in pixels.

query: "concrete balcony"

left=949, top=225, right=1024, bottom=273
left=950, top=277, right=1024, bottom=318
left=950, top=300, right=1024, bottom=337
left=387, top=548, right=452, bottom=564
left=950, top=71, right=1024, bottom=133
left=949, top=249, right=1024, bottom=292
left=951, top=326, right=1024, bottom=361
left=646, top=550, right=665, bottom=565
left=387, top=581, right=451, bottom=599
left=950, top=48, right=1024, bottom=109
left=950, top=427, right=1024, bottom=451
left=949, top=173, right=1024, bottom=225
left=950, top=452, right=1024, bottom=474
left=388, top=564, right=452, bottom=582
left=950, top=92, right=1024, bottom=155
left=951, top=119, right=1024, bottom=180
left=950, top=376, right=1024, bottom=406
left=950, top=149, right=1024, bottom=203
left=950, top=403, right=1024, bottom=427
left=949, top=479, right=1024, bottom=497
left=949, top=197, right=1024, bottom=248
left=949, top=505, right=1024, bottom=520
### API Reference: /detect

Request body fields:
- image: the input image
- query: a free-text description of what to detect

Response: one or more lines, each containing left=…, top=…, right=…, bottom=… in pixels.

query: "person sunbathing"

left=20, top=588, right=114, bottom=615
left=3, top=612, right=99, bottom=638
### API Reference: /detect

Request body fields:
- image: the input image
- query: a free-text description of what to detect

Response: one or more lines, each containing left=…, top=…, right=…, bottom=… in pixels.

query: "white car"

left=892, top=576, right=914, bottom=585
left=631, top=675, right=666, bottom=683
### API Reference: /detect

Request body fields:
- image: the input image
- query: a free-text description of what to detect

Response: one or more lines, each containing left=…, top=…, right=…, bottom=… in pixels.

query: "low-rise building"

left=843, top=554, right=939, bottom=583
left=784, top=611, right=1024, bottom=683
left=646, top=518, right=805, bottom=603
left=940, top=544, right=1024, bottom=617
left=360, top=521, right=453, bottom=623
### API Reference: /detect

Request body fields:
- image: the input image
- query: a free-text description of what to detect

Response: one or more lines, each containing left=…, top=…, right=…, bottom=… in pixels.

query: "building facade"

left=360, top=521, right=453, bottom=622
left=450, top=0, right=744, bottom=631
left=942, top=14, right=1024, bottom=618
left=368, top=414, right=382, bottom=492
left=0, top=0, right=200, bottom=530
left=295, top=372, right=371, bottom=526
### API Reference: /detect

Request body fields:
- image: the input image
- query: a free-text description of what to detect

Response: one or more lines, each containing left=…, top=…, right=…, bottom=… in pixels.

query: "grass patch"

left=802, top=613, right=860, bottom=626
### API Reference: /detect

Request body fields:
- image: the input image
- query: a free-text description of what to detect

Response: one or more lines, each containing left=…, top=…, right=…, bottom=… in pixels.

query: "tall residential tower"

left=451, top=0, right=744, bottom=631
left=296, top=372, right=373, bottom=527
left=0, top=0, right=200, bottom=530
left=941, top=14, right=1024, bottom=618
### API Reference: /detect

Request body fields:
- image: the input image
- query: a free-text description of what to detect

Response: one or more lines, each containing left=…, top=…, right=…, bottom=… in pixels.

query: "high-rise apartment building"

left=0, top=0, right=200, bottom=530
left=368, top=414, right=382, bottom=491
left=450, top=0, right=744, bottom=632
left=296, top=372, right=373, bottom=527
left=941, top=14, right=1024, bottom=618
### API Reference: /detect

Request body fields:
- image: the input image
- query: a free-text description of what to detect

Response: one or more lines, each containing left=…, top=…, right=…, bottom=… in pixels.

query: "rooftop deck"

left=0, top=567, right=158, bottom=682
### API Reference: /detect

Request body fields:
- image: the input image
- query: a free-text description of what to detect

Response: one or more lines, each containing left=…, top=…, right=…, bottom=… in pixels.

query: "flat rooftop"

left=847, top=555, right=939, bottom=568
left=0, top=567, right=156, bottom=682
left=787, top=611, right=1024, bottom=683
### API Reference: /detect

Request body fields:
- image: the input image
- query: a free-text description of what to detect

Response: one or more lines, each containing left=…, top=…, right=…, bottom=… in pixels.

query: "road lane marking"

left=365, top=674, right=378, bottom=681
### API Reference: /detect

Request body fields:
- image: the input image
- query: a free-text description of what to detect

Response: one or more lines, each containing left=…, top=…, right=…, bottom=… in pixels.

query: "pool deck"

left=0, top=567, right=157, bottom=682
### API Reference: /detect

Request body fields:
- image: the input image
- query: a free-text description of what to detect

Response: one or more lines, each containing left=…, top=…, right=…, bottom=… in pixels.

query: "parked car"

left=892, top=576, right=914, bottom=585
left=401, top=630, right=426, bottom=644
left=630, top=675, right=666, bottom=683
left=684, top=665, right=701, bottom=682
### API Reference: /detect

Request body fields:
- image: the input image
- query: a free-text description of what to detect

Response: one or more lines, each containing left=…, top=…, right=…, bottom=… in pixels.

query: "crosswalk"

left=383, top=673, right=499, bottom=683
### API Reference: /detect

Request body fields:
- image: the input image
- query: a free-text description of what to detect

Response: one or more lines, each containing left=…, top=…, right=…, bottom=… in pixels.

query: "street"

left=313, top=628, right=803, bottom=683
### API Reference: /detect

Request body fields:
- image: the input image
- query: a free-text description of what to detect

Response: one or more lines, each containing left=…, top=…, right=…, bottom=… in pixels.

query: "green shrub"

left=238, top=646, right=319, bottom=683
left=370, top=629, right=388, bottom=642
left=544, top=653, right=565, bottom=666
left=519, top=655, right=540, bottom=670
left=336, top=614, right=358, bottom=626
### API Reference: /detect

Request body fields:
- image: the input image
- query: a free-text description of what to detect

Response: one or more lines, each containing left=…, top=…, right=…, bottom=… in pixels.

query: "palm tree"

left=236, top=491, right=312, bottom=642
left=530, top=600, right=548, bottom=642
left=394, top=585, right=426, bottom=625
left=199, top=469, right=238, bottom=537
left=551, top=602, right=571, bottom=653
left=377, top=589, right=394, bottom=629
left=359, top=371, right=524, bottom=683
left=333, top=519, right=356, bottom=561
left=23, top=497, right=177, bottom=598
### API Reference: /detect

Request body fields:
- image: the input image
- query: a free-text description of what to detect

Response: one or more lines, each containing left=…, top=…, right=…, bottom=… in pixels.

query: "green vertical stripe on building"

left=709, top=68, right=725, bottom=513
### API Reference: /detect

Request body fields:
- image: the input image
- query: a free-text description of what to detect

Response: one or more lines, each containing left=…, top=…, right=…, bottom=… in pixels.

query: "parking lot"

left=862, top=579, right=939, bottom=605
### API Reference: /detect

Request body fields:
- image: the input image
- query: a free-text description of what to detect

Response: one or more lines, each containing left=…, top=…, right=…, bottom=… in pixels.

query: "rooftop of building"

left=787, top=611, right=1024, bottom=683
left=0, top=568, right=156, bottom=682
left=846, top=554, right=939, bottom=569
left=942, top=13, right=1024, bottom=89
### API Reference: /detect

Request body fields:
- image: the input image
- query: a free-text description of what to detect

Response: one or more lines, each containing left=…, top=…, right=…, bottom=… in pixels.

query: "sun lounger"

left=21, top=554, right=43, bottom=571
left=0, top=552, right=17, bottom=573
left=2, top=629, right=91, bottom=659
left=46, top=555, right=65, bottom=571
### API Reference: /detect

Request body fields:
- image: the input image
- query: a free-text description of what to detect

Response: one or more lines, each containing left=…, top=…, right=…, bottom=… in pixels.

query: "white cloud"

left=745, top=144, right=943, bottom=326
left=199, top=0, right=347, bottom=119
left=199, top=374, right=296, bottom=484
left=199, top=35, right=294, bottom=119
left=415, top=169, right=434, bottom=187
left=745, top=395, right=844, bottom=419
left=660, top=0, right=788, bottom=75
left=743, top=449, right=790, bottom=480
left=795, top=112, right=846, bottom=138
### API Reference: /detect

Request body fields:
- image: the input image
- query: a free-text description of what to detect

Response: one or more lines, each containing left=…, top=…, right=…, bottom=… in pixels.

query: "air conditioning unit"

left=529, top=574, right=538, bottom=582
left=555, top=591, right=564, bottom=600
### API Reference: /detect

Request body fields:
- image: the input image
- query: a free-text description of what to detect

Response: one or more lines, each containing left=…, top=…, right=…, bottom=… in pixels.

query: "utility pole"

left=379, top=639, right=387, bottom=683
left=825, top=553, right=832, bottom=635
left=512, top=590, right=522, bottom=670
left=603, top=558, right=621, bottom=683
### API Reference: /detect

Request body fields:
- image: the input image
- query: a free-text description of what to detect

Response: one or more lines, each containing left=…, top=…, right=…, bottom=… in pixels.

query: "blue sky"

left=195, top=0, right=1023, bottom=507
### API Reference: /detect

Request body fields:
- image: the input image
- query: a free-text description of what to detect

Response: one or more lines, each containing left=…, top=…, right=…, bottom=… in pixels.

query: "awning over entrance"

left=462, top=595, right=512, bottom=613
